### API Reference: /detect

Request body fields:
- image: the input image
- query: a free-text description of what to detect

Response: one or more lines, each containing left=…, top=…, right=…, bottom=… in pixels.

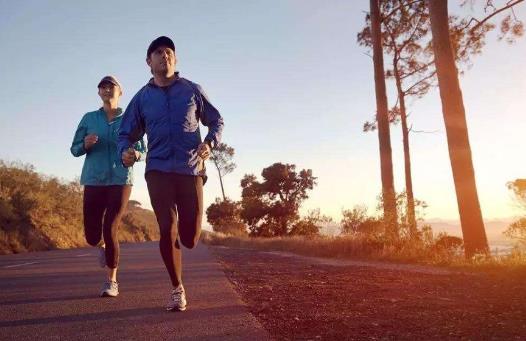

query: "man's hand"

left=84, top=134, right=98, bottom=150
left=196, top=142, right=211, bottom=160
left=122, top=148, right=136, bottom=167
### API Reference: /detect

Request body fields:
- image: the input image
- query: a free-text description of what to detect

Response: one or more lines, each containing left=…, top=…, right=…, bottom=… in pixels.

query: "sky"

left=0, top=0, right=525, bottom=224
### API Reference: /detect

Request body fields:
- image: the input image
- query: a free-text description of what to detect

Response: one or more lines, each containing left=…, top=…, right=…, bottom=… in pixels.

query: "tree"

left=341, top=205, right=383, bottom=236
left=359, top=0, right=519, bottom=236
left=289, top=209, right=332, bottom=237
left=361, top=0, right=523, bottom=252
left=209, top=143, right=236, bottom=201
left=428, top=0, right=489, bottom=257
left=206, top=198, right=247, bottom=236
left=359, top=0, right=432, bottom=237
left=239, top=163, right=317, bottom=237
left=370, top=0, right=398, bottom=234
left=504, top=179, right=526, bottom=245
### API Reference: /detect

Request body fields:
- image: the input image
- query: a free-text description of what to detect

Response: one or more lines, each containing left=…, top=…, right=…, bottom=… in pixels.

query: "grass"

left=202, top=231, right=526, bottom=271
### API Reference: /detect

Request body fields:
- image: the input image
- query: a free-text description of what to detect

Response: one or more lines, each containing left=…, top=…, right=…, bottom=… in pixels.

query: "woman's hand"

left=84, top=134, right=98, bottom=150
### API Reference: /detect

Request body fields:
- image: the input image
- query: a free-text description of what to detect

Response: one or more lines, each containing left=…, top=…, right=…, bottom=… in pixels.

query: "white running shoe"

left=166, top=286, right=187, bottom=311
left=100, top=280, right=119, bottom=297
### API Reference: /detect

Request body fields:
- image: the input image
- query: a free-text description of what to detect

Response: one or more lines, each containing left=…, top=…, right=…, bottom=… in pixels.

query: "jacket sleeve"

left=70, top=114, right=88, bottom=157
left=118, top=91, right=146, bottom=167
left=194, top=83, right=224, bottom=148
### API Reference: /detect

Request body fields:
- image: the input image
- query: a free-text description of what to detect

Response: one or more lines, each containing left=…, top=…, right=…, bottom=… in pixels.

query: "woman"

left=70, top=75, right=146, bottom=297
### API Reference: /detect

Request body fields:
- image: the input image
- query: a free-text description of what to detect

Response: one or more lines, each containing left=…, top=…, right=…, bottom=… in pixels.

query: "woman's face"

left=98, top=83, right=121, bottom=103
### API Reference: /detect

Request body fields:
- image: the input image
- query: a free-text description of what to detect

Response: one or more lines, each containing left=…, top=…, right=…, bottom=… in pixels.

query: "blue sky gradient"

left=1, top=0, right=525, bottom=222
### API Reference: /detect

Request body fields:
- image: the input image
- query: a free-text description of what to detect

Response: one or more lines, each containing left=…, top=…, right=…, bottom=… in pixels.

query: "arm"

left=70, top=115, right=88, bottom=157
left=118, top=92, right=146, bottom=167
left=194, top=83, right=224, bottom=148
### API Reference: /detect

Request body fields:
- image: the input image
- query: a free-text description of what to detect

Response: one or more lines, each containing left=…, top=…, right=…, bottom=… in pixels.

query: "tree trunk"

left=213, top=159, right=226, bottom=201
left=394, top=66, right=417, bottom=237
left=427, top=0, right=489, bottom=257
left=370, top=0, right=398, bottom=236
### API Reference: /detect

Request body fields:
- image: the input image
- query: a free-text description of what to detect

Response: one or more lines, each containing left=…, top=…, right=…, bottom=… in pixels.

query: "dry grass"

left=202, top=231, right=526, bottom=270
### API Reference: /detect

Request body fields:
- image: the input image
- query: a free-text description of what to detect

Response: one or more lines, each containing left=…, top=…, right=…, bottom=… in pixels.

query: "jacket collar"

left=147, top=72, right=180, bottom=88
left=98, top=107, right=123, bottom=122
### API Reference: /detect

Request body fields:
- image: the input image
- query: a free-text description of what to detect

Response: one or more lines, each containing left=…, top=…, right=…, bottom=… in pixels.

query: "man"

left=118, top=36, right=224, bottom=311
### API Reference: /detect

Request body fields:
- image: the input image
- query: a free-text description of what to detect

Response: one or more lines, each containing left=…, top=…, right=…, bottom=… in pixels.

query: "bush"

left=289, top=209, right=332, bottom=237
left=0, top=160, right=159, bottom=254
left=206, top=198, right=247, bottom=236
left=341, top=205, right=383, bottom=236
left=432, top=233, right=464, bottom=255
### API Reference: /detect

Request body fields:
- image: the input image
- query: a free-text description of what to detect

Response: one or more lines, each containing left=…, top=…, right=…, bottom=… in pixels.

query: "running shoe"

left=166, top=286, right=187, bottom=311
left=100, top=280, right=119, bottom=297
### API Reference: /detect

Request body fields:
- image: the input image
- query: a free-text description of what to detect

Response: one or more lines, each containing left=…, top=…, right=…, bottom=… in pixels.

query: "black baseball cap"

left=147, top=36, right=175, bottom=57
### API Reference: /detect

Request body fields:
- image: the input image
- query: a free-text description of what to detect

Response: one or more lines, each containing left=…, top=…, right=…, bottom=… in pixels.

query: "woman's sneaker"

left=98, top=245, right=106, bottom=268
left=166, top=286, right=187, bottom=311
left=100, top=280, right=119, bottom=297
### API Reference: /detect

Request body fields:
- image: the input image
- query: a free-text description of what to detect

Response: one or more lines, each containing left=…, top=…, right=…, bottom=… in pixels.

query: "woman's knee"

left=86, top=234, right=101, bottom=246
left=179, top=233, right=199, bottom=249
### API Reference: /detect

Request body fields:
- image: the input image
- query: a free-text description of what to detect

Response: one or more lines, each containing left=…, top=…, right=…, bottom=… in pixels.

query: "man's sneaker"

left=98, top=245, right=106, bottom=268
left=166, top=286, right=187, bottom=311
left=100, top=280, right=119, bottom=297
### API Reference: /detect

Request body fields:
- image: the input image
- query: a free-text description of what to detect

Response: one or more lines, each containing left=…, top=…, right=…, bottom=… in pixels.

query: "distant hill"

left=424, top=218, right=515, bottom=250
left=0, top=161, right=158, bottom=255
left=319, top=217, right=516, bottom=249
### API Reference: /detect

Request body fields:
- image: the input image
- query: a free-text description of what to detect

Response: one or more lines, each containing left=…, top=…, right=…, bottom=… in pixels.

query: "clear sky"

left=0, top=0, right=525, bottom=223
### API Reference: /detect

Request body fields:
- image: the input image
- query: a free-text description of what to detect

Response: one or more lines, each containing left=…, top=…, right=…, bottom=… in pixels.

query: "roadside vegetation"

left=0, top=160, right=158, bottom=254
left=204, top=159, right=526, bottom=269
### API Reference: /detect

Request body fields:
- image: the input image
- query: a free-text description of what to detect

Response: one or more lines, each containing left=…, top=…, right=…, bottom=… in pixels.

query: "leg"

left=146, top=171, right=182, bottom=287
left=83, top=186, right=105, bottom=247
left=102, top=185, right=131, bottom=274
left=174, top=175, right=203, bottom=249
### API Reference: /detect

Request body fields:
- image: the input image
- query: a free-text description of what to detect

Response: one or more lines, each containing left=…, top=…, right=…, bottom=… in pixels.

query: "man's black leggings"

left=83, top=185, right=131, bottom=269
left=145, top=171, right=203, bottom=287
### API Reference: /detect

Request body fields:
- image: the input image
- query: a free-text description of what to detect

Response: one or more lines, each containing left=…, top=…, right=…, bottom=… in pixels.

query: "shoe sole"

left=166, top=306, right=186, bottom=312
left=100, top=292, right=118, bottom=297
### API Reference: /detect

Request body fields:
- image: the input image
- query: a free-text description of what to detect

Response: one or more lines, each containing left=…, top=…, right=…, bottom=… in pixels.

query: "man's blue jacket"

left=118, top=73, right=224, bottom=176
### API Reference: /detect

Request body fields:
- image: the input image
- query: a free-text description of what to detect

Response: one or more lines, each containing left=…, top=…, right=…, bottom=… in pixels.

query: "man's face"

left=147, top=46, right=176, bottom=77
left=98, top=83, right=121, bottom=103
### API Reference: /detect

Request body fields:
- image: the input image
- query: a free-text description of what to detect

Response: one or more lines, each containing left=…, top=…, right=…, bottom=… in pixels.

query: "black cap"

left=147, top=36, right=175, bottom=57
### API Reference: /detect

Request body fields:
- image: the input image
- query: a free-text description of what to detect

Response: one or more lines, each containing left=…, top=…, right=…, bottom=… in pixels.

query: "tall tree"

left=361, top=0, right=524, bottom=243
left=370, top=0, right=398, bottom=236
left=427, top=0, right=489, bottom=257
left=209, top=143, right=236, bottom=201
left=428, top=0, right=523, bottom=256
left=360, top=0, right=433, bottom=237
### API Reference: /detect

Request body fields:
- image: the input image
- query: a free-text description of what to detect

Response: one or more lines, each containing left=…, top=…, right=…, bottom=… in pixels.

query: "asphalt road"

left=0, top=242, right=269, bottom=340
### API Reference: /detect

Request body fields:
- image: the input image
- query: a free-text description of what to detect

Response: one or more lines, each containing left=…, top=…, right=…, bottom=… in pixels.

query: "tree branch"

left=382, top=0, right=425, bottom=22
left=469, top=0, right=525, bottom=34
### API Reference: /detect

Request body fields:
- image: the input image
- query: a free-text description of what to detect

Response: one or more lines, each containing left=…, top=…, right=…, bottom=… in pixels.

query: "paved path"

left=0, top=242, right=269, bottom=340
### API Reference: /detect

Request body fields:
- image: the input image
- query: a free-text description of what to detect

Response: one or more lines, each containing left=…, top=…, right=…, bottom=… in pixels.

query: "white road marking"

left=3, top=262, right=39, bottom=269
